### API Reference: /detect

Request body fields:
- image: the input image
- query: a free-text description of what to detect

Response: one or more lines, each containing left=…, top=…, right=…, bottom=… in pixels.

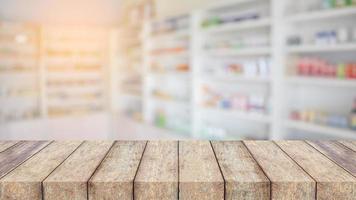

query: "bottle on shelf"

left=350, top=98, right=356, bottom=130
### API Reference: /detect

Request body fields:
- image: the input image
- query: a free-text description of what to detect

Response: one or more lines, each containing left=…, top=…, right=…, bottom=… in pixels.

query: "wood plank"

left=308, top=141, right=356, bottom=176
left=134, top=141, right=178, bottom=200
left=0, top=141, right=19, bottom=153
left=276, top=141, right=356, bottom=199
left=211, top=141, right=270, bottom=200
left=179, top=141, right=224, bottom=200
left=89, top=141, right=146, bottom=200
left=0, top=141, right=82, bottom=200
left=43, top=141, right=113, bottom=200
left=244, top=141, right=315, bottom=200
left=338, top=141, right=356, bottom=151
left=0, top=141, right=51, bottom=178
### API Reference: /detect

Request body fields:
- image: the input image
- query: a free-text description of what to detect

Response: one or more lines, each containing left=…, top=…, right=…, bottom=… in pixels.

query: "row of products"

left=48, top=106, right=103, bottom=117
left=0, top=86, right=37, bottom=97
left=0, top=108, right=39, bottom=122
left=48, top=92, right=103, bottom=100
left=205, top=35, right=269, bottom=51
left=204, top=57, right=270, bottom=78
left=291, top=0, right=356, bottom=13
left=48, top=64, right=102, bottom=72
left=287, top=27, right=356, bottom=46
left=295, top=57, right=356, bottom=79
left=150, top=46, right=188, bottom=55
left=0, top=65, right=36, bottom=72
left=46, top=50, right=102, bottom=58
left=151, top=15, right=190, bottom=36
left=122, top=98, right=143, bottom=122
left=290, top=100, right=356, bottom=131
left=202, top=10, right=263, bottom=28
left=201, top=86, right=268, bottom=114
left=152, top=89, right=189, bottom=102
left=154, top=108, right=191, bottom=134
left=288, top=0, right=356, bottom=15
left=199, top=125, right=227, bottom=140
left=47, top=79, right=101, bottom=87
left=151, top=62, right=189, bottom=73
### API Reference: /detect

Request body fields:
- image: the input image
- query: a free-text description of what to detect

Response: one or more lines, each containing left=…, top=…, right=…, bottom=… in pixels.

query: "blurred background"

left=0, top=0, right=355, bottom=140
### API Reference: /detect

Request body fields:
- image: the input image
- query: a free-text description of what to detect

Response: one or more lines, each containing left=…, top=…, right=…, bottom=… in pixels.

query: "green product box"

left=337, top=64, right=346, bottom=78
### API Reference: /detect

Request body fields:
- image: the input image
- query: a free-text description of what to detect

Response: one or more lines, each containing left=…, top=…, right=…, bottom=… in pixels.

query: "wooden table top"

left=0, top=141, right=355, bottom=200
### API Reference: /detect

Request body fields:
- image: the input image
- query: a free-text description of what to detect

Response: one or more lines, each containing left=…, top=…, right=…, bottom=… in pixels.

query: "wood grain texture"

left=134, top=141, right=178, bottom=200
left=179, top=141, right=224, bottom=200
left=244, top=141, right=315, bottom=200
left=43, top=141, right=113, bottom=200
left=0, top=141, right=51, bottom=178
left=89, top=141, right=146, bottom=200
left=0, top=141, right=82, bottom=200
left=0, top=141, right=19, bottom=153
left=211, top=141, right=270, bottom=200
left=276, top=141, right=356, bottom=200
left=308, top=141, right=356, bottom=176
left=338, top=141, right=356, bottom=151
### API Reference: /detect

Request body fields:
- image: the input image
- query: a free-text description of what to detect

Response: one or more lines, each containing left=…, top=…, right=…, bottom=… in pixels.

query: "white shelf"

left=204, top=0, right=260, bottom=11
left=287, top=77, right=356, bottom=88
left=206, top=47, right=271, bottom=56
left=202, top=75, right=270, bottom=84
left=151, top=96, right=190, bottom=108
left=150, top=29, right=190, bottom=40
left=200, top=107, right=271, bottom=124
left=287, top=7, right=356, bottom=23
left=203, top=18, right=271, bottom=34
left=285, top=120, right=356, bottom=139
left=148, top=71, right=190, bottom=79
left=287, top=43, right=356, bottom=53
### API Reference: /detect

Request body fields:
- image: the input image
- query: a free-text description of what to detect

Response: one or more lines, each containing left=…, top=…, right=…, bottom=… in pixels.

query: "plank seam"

left=132, top=140, right=148, bottom=200
left=209, top=141, right=226, bottom=200
left=0, top=141, right=53, bottom=179
left=40, top=141, right=85, bottom=200
left=177, top=141, right=180, bottom=200
left=273, top=141, right=318, bottom=200
left=336, top=141, right=356, bottom=153
left=0, top=141, right=20, bottom=154
left=305, top=141, right=356, bottom=179
left=242, top=141, right=272, bottom=200
left=86, top=141, right=117, bottom=200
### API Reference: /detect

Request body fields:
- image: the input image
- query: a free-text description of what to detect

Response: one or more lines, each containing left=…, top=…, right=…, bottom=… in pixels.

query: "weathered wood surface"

left=179, top=141, right=224, bottom=200
left=0, top=141, right=82, bottom=200
left=0, top=141, right=19, bottom=153
left=43, top=141, right=113, bottom=200
left=0, top=141, right=50, bottom=178
left=276, top=141, right=356, bottom=200
left=89, top=141, right=146, bottom=200
left=244, top=141, right=315, bottom=200
left=308, top=141, right=356, bottom=176
left=211, top=141, right=270, bottom=200
left=134, top=141, right=178, bottom=200
left=0, top=140, right=355, bottom=200
left=339, top=141, right=356, bottom=151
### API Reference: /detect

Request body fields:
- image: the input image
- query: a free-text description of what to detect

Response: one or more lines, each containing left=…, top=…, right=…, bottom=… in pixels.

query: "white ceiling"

left=0, top=0, right=122, bottom=26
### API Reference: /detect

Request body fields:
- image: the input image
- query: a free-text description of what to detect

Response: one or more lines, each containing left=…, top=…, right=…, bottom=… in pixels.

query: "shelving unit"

left=114, top=2, right=151, bottom=122
left=193, top=0, right=273, bottom=139
left=282, top=0, right=356, bottom=139
left=143, top=14, right=193, bottom=137
left=285, top=119, right=356, bottom=139
left=42, top=27, right=109, bottom=117
left=0, top=22, right=40, bottom=122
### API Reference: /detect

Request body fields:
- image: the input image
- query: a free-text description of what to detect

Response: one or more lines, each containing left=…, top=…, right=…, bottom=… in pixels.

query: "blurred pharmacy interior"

left=0, top=0, right=356, bottom=140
